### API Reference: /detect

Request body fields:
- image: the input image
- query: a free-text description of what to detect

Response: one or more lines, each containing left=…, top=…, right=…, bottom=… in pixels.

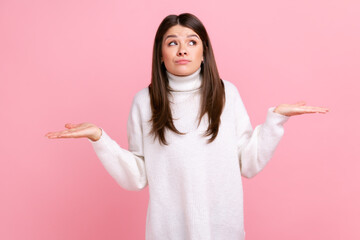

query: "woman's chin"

left=170, top=67, right=199, bottom=76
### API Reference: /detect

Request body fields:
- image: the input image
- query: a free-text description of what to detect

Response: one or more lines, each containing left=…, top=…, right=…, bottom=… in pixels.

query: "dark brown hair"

left=148, top=13, right=225, bottom=145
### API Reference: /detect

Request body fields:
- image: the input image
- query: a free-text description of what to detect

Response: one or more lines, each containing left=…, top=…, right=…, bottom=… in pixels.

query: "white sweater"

left=89, top=67, right=290, bottom=240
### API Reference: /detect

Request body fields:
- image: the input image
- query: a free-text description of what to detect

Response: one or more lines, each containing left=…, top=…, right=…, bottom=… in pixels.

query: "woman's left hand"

left=274, top=101, right=330, bottom=117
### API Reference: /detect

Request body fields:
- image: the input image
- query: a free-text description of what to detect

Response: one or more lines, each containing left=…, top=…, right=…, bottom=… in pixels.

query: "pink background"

left=1, top=0, right=359, bottom=239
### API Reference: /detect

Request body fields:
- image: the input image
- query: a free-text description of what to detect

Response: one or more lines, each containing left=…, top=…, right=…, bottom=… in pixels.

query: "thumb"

left=294, top=101, right=306, bottom=106
left=65, top=123, right=79, bottom=129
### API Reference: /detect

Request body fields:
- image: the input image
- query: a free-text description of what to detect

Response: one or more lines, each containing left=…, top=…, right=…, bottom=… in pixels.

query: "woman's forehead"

left=163, top=25, right=199, bottom=39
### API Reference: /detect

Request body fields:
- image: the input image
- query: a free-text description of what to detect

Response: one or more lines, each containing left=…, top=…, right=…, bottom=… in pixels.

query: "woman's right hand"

left=45, top=123, right=102, bottom=142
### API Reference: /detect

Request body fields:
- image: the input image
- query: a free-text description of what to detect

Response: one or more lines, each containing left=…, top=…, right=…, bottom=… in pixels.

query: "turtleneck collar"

left=166, top=67, right=202, bottom=92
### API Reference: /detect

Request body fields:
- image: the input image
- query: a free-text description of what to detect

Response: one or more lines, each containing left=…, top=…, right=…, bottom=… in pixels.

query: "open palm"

left=274, top=101, right=330, bottom=117
left=45, top=123, right=102, bottom=141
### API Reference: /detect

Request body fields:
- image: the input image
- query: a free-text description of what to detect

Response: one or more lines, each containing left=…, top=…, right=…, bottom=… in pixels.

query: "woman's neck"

left=166, top=67, right=202, bottom=92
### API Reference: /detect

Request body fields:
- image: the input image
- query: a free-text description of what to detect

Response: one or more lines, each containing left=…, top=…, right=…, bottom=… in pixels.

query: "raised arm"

left=45, top=96, right=148, bottom=191
left=234, top=91, right=329, bottom=179
left=234, top=91, right=290, bottom=179
left=88, top=98, right=148, bottom=191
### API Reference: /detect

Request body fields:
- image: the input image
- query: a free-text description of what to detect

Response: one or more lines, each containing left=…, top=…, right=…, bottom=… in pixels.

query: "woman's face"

left=161, top=25, right=204, bottom=76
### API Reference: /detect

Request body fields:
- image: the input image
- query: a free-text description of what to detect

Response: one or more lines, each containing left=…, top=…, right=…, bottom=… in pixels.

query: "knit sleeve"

left=88, top=96, right=148, bottom=191
left=234, top=90, right=290, bottom=179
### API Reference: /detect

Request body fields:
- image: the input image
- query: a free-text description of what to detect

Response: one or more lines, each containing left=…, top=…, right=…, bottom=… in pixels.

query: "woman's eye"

left=168, top=40, right=197, bottom=46
left=189, top=40, right=197, bottom=46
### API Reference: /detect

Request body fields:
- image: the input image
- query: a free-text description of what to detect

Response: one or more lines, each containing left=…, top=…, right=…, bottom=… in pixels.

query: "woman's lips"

left=176, top=60, right=190, bottom=64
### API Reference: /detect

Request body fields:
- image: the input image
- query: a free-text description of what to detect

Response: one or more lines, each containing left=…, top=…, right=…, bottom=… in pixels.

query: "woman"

left=45, top=13, right=329, bottom=240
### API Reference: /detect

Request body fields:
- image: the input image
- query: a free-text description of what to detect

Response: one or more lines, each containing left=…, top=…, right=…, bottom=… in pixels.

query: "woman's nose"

left=177, top=47, right=187, bottom=56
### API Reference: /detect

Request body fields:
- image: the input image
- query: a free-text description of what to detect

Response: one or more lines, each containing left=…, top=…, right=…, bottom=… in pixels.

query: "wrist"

left=89, top=128, right=102, bottom=142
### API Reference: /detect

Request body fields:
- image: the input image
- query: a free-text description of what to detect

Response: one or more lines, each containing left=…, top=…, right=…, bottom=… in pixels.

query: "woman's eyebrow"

left=164, top=34, right=200, bottom=40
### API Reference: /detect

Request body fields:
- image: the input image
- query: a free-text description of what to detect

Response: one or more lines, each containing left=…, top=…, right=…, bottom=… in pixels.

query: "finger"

left=47, top=135, right=58, bottom=139
left=46, top=129, right=74, bottom=138
left=65, top=123, right=81, bottom=129
left=57, top=133, right=75, bottom=138
left=47, top=133, right=63, bottom=139
left=45, top=132, right=61, bottom=137
left=46, top=133, right=60, bottom=139
left=299, top=105, right=330, bottom=111
left=302, top=106, right=329, bottom=111
left=318, top=107, right=330, bottom=111
left=58, top=131, right=85, bottom=139
left=297, top=106, right=329, bottom=114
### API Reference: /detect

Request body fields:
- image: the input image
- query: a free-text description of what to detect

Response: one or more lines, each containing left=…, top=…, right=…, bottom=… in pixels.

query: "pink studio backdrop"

left=1, top=0, right=359, bottom=239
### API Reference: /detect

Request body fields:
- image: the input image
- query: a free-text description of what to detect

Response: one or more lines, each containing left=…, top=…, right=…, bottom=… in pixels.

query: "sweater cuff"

left=265, top=106, right=290, bottom=126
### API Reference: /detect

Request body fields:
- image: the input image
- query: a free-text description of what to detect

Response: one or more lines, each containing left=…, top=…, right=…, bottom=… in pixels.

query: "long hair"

left=148, top=13, right=225, bottom=145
